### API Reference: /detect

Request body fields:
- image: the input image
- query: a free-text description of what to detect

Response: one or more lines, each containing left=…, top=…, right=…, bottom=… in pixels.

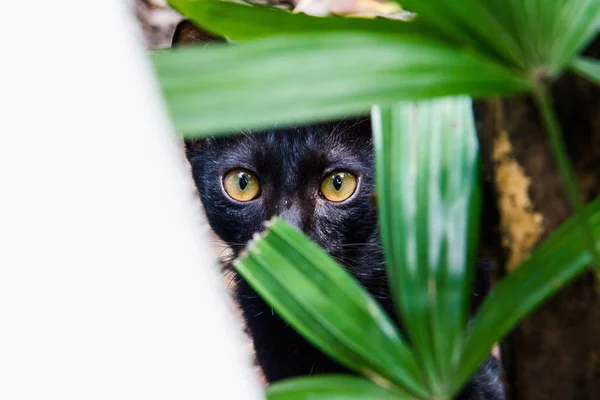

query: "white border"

left=0, top=1, right=262, bottom=399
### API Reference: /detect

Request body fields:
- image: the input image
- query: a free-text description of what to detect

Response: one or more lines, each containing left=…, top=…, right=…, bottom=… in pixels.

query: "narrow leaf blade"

left=153, top=32, right=530, bottom=136
left=372, top=96, right=481, bottom=396
left=234, top=219, right=428, bottom=397
left=267, top=375, right=411, bottom=400
left=398, top=0, right=524, bottom=68
left=458, top=197, right=600, bottom=390
left=571, top=56, right=600, bottom=86
left=398, top=0, right=600, bottom=74
left=482, top=0, right=600, bottom=74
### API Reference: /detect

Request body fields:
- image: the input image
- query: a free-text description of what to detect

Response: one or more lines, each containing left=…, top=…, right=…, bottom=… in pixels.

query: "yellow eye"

left=320, top=171, right=357, bottom=202
left=223, top=169, right=260, bottom=202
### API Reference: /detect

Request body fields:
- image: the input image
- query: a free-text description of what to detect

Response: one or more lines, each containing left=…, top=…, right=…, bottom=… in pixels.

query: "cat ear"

left=171, top=19, right=225, bottom=47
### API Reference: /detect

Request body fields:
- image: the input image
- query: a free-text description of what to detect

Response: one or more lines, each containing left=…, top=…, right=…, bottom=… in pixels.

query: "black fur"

left=185, top=118, right=505, bottom=399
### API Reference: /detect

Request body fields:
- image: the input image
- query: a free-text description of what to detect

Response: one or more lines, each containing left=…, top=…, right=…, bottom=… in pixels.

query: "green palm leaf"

left=484, top=0, right=600, bottom=74
left=397, top=0, right=523, bottom=68
left=571, top=56, right=600, bottom=85
left=267, top=375, right=412, bottom=400
left=372, top=96, right=480, bottom=396
left=153, top=32, right=529, bottom=136
left=234, top=219, right=428, bottom=397
left=457, top=197, right=600, bottom=389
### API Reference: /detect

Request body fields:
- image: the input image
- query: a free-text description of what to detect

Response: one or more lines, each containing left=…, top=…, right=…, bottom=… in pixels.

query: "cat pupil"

left=239, top=175, right=248, bottom=190
left=333, top=175, right=342, bottom=191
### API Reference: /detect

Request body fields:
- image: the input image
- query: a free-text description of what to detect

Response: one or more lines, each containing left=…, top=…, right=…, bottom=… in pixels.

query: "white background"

left=0, top=1, right=262, bottom=398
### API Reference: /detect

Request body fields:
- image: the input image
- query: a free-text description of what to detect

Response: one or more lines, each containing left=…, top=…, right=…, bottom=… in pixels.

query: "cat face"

left=185, top=118, right=377, bottom=266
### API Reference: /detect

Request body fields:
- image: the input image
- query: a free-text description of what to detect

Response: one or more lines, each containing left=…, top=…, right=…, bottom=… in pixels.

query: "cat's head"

left=173, top=21, right=379, bottom=266
left=186, top=121, right=377, bottom=266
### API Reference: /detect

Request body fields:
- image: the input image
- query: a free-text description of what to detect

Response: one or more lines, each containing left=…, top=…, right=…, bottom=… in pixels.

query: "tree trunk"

left=477, top=38, right=600, bottom=399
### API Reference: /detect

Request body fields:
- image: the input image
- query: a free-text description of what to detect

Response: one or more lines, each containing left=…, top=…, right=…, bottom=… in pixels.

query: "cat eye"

left=320, top=171, right=357, bottom=203
left=223, top=169, right=261, bottom=202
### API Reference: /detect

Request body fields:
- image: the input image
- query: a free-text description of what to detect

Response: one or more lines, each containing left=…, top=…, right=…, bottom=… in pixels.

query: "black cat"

left=185, top=119, right=503, bottom=399
left=175, top=21, right=505, bottom=400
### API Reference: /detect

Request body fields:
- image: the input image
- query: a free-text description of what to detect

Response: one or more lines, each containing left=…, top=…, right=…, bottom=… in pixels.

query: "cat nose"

left=279, top=206, right=303, bottom=232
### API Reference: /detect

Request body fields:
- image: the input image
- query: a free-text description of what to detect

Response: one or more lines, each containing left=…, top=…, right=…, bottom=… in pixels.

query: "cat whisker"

left=331, top=254, right=366, bottom=265
left=330, top=117, right=349, bottom=136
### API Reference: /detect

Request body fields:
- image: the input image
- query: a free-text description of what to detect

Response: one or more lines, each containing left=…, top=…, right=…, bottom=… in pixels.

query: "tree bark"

left=477, top=38, right=600, bottom=399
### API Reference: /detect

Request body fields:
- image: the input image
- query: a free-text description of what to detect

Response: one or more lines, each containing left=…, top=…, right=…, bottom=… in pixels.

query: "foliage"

left=152, top=0, right=600, bottom=398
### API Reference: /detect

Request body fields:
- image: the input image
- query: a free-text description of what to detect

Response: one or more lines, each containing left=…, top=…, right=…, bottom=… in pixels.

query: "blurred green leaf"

left=483, top=0, right=600, bottom=74
left=457, top=197, right=600, bottom=391
left=398, top=0, right=600, bottom=75
left=234, top=219, right=428, bottom=397
left=372, top=97, right=480, bottom=396
left=397, top=0, right=524, bottom=68
left=168, top=0, right=429, bottom=41
left=532, top=85, right=600, bottom=283
left=267, top=375, right=411, bottom=400
left=153, top=32, right=530, bottom=136
left=571, top=56, right=600, bottom=85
